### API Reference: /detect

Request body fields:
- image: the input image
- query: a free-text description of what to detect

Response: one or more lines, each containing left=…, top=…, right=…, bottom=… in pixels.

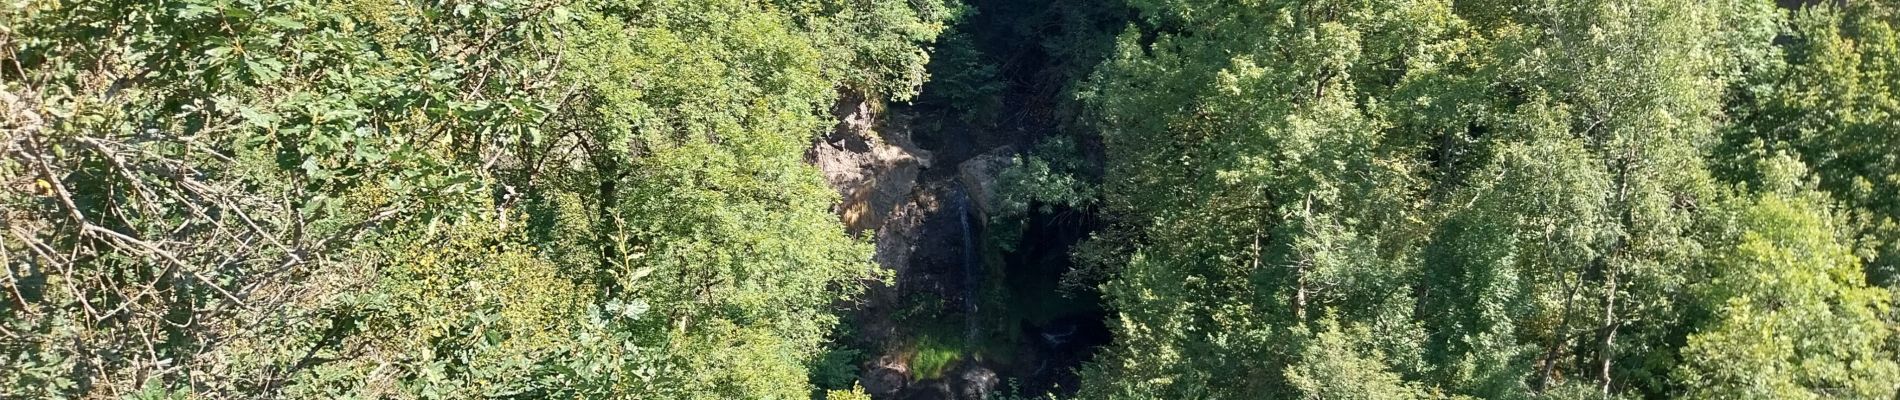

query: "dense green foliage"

left=1720, top=3, right=1900, bottom=287
left=1071, top=0, right=1900, bottom=398
left=0, top=0, right=944, bottom=397
left=5, top=0, right=1898, bottom=398
left=1676, top=178, right=1896, bottom=399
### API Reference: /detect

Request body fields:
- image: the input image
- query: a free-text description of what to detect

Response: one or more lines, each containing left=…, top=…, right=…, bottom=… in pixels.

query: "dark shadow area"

left=901, top=0, right=1131, bottom=178
left=994, top=203, right=1108, bottom=395
left=831, top=0, right=1130, bottom=397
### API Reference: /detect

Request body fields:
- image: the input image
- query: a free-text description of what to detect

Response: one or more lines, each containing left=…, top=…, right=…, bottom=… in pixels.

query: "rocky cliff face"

left=809, top=94, right=932, bottom=235
left=809, top=93, right=938, bottom=295
left=808, top=93, right=1008, bottom=400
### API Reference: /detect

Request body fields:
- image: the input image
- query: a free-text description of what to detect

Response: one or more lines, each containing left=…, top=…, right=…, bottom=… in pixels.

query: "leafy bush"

left=811, top=344, right=867, bottom=391
left=0, top=0, right=945, bottom=397
left=989, top=137, right=1096, bottom=251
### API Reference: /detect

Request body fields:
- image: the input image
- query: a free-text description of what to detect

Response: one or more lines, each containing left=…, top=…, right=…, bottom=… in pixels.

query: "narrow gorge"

left=807, top=1, right=1127, bottom=398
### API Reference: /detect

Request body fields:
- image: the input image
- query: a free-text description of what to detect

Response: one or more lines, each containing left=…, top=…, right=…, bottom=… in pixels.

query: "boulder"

left=861, top=354, right=911, bottom=397
left=952, top=362, right=1000, bottom=400
left=956, top=146, right=1017, bottom=221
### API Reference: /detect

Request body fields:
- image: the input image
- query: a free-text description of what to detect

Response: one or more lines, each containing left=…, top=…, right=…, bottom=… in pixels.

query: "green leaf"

left=300, top=193, right=327, bottom=215
left=237, top=106, right=279, bottom=127
left=178, top=4, right=218, bottom=19
left=204, top=46, right=234, bottom=60
left=244, top=56, right=282, bottom=83
left=262, top=16, right=306, bottom=30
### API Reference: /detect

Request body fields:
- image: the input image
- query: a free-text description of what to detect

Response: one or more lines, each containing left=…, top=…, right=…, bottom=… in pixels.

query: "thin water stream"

left=955, top=191, right=981, bottom=345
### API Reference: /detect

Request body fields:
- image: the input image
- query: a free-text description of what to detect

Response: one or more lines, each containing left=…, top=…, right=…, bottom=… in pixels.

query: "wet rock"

left=862, top=355, right=911, bottom=398
left=952, top=363, right=1000, bottom=400
left=901, top=379, right=955, bottom=400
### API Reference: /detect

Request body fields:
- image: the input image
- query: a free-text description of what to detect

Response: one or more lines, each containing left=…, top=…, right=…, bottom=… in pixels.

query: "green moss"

left=908, top=333, right=965, bottom=381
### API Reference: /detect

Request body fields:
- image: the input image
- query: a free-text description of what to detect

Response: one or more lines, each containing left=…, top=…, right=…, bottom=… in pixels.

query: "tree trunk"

left=1598, top=266, right=1618, bottom=395
left=1535, top=264, right=1585, bottom=392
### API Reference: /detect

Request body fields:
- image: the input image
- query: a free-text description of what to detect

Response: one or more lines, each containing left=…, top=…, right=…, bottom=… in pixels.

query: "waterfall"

left=955, top=190, right=980, bottom=343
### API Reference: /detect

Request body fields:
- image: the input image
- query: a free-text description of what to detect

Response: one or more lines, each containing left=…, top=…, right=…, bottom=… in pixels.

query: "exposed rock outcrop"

left=809, top=94, right=1025, bottom=400
left=809, top=93, right=944, bottom=400
left=809, top=93, right=932, bottom=234
left=955, top=146, right=1016, bottom=222
left=808, top=92, right=940, bottom=307
left=952, top=362, right=1000, bottom=400
left=861, top=354, right=912, bottom=398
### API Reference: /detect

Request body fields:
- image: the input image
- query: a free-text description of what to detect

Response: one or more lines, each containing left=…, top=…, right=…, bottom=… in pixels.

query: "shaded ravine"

left=808, top=99, right=1105, bottom=399
left=806, top=0, right=1130, bottom=398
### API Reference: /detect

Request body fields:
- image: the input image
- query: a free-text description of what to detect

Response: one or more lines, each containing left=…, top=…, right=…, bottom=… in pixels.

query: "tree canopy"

left=1, top=0, right=945, bottom=397
left=1071, top=0, right=1900, bottom=398
left=4, top=0, right=1897, bottom=398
